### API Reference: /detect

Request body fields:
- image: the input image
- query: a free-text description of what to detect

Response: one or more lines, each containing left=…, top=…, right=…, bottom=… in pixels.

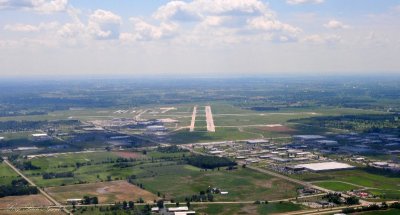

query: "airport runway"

left=205, top=105, right=215, bottom=132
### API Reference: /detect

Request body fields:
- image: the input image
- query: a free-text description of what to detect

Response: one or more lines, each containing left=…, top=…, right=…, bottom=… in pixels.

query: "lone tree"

left=157, top=200, right=164, bottom=209
left=345, top=196, right=359, bottom=205
left=128, top=201, right=134, bottom=209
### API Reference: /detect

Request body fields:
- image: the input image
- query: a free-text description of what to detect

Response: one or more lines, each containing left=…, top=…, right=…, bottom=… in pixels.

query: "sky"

left=0, top=0, right=399, bottom=78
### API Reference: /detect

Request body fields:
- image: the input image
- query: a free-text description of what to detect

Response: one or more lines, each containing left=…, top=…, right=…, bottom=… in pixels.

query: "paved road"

left=189, top=106, right=197, bottom=132
left=3, top=159, right=72, bottom=215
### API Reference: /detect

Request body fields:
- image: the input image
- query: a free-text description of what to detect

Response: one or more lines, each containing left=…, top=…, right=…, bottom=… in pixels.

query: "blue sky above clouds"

left=0, top=0, right=399, bottom=77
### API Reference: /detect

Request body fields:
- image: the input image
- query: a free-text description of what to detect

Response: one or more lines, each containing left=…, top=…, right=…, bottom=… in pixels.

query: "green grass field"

left=170, top=127, right=260, bottom=144
left=291, top=168, right=400, bottom=200
left=135, top=165, right=299, bottom=202
left=19, top=150, right=300, bottom=202
left=312, top=181, right=362, bottom=192
left=193, top=202, right=304, bottom=215
left=0, top=162, right=20, bottom=185
left=22, top=152, right=140, bottom=187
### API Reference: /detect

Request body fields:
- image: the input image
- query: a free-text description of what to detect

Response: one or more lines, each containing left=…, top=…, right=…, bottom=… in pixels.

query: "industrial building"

left=146, top=125, right=167, bottom=132
left=246, top=139, right=269, bottom=144
left=295, top=162, right=354, bottom=172
left=31, top=133, right=52, bottom=141
left=293, top=135, right=326, bottom=141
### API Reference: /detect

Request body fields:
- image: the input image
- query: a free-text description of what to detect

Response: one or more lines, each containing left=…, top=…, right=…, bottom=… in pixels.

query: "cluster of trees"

left=82, top=203, right=151, bottom=215
left=15, top=161, right=40, bottom=170
left=42, top=171, right=74, bottom=179
left=343, top=202, right=400, bottom=214
left=185, top=155, right=237, bottom=169
left=0, top=120, right=79, bottom=132
left=184, top=188, right=216, bottom=202
left=0, top=179, right=39, bottom=198
left=156, top=145, right=189, bottom=153
left=113, top=163, right=134, bottom=168
left=184, top=192, right=214, bottom=202
left=323, top=193, right=359, bottom=205
left=291, top=114, right=400, bottom=132
left=82, top=196, right=99, bottom=205
left=75, top=157, right=137, bottom=169
left=364, top=166, right=400, bottom=176
left=0, top=111, right=46, bottom=118
left=247, top=106, right=280, bottom=111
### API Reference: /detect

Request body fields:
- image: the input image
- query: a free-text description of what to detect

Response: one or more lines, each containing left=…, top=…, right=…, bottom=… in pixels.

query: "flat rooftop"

left=246, top=139, right=269, bottom=144
left=32, top=133, right=48, bottom=137
left=296, top=162, right=354, bottom=171
left=293, top=135, right=326, bottom=140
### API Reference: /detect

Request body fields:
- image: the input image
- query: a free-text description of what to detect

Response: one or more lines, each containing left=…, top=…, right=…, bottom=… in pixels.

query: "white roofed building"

left=295, top=162, right=354, bottom=172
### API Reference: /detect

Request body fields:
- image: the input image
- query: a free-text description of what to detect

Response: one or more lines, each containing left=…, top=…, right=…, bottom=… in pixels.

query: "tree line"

left=0, top=178, right=38, bottom=198
left=185, top=155, right=237, bottom=169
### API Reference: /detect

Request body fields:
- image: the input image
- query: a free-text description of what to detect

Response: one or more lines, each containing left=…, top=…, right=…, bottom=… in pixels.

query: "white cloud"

left=153, top=1, right=200, bottom=21
left=88, top=9, right=122, bottom=40
left=0, top=0, right=68, bottom=13
left=129, top=18, right=178, bottom=41
left=302, top=34, right=341, bottom=44
left=154, top=0, right=267, bottom=20
left=4, top=22, right=59, bottom=32
left=247, top=16, right=300, bottom=33
left=323, top=19, right=349, bottom=29
left=4, top=23, right=39, bottom=32
left=286, top=0, right=324, bottom=5
left=131, top=0, right=299, bottom=43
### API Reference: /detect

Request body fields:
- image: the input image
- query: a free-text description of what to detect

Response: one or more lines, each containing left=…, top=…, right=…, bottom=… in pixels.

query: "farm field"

left=0, top=194, right=52, bottom=208
left=0, top=162, right=19, bottom=185
left=21, top=151, right=141, bottom=187
left=0, top=210, right=64, bottom=215
left=15, top=150, right=301, bottom=207
left=356, top=209, right=400, bottom=215
left=169, top=127, right=260, bottom=144
left=135, top=164, right=299, bottom=202
left=46, top=180, right=158, bottom=204
left=193, top=202, right=304, bottom=215
left=290, top=168, right=400, bottom=199
left=312, top=181, right=362, bottom=192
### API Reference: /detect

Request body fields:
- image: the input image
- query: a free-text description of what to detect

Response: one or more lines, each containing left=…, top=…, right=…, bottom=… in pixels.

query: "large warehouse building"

left=295, top=162, right=354, bottom=172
